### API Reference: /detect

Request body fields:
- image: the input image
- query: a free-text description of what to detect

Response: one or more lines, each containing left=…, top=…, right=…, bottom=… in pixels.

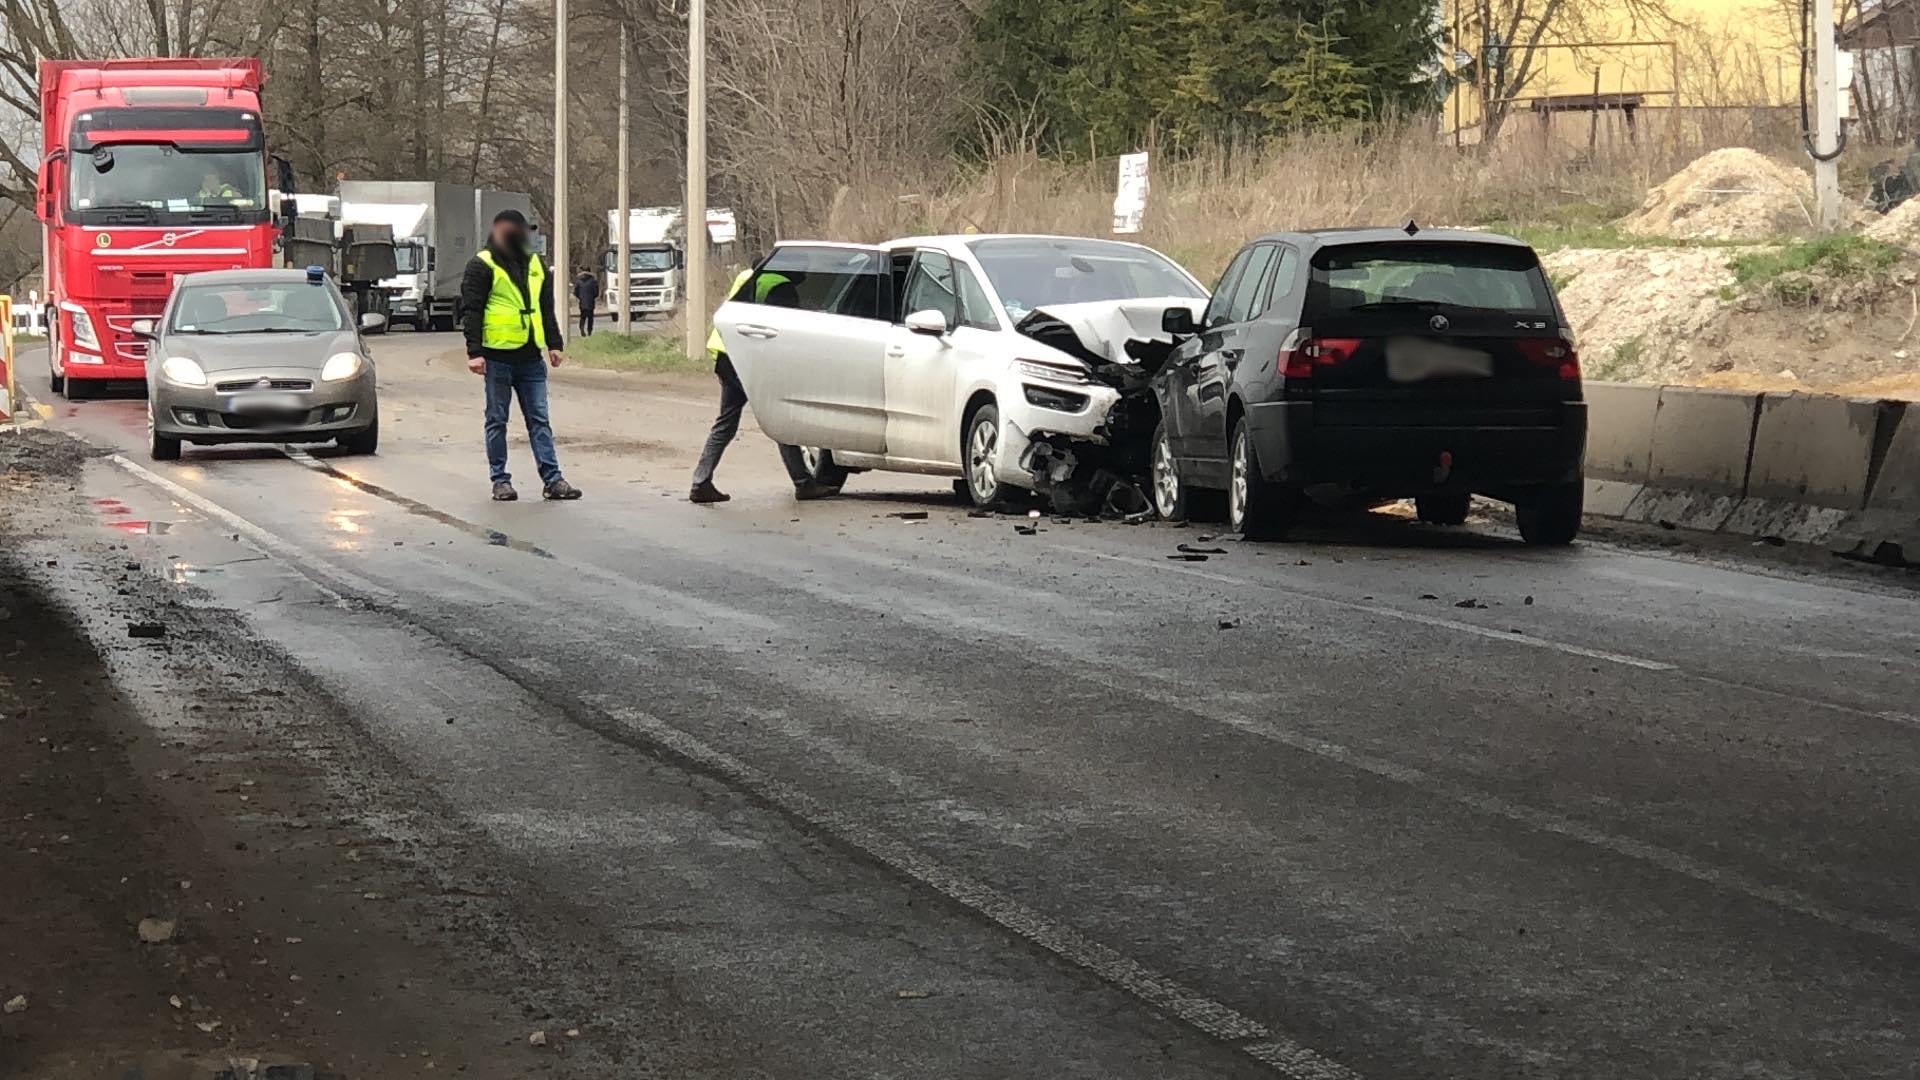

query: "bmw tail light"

left=1279, top=335, right=1360, bottom=379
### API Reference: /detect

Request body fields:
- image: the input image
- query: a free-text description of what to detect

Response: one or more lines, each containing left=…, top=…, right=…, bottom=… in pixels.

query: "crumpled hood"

left=161, top=329, right=360, bottom=374
left=1017, top=296, right=1207, bottom=364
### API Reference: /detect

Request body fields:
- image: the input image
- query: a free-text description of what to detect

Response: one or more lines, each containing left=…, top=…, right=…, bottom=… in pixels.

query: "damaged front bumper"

left=1008, top=297, right=1204, bottom=515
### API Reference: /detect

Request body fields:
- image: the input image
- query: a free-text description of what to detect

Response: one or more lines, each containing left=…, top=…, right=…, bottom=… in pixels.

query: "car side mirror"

left=360, top=311, right=387, bottom=330
left=1161, top=306, right=1196, bottom=337
left=129, top=319, right=157, bottom=339
left=905, top=309, right=948, bottom=337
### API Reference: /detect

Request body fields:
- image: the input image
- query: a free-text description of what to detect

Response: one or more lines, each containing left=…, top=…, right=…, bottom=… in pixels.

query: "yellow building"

left=1441, top=0, right=1802, bottom=139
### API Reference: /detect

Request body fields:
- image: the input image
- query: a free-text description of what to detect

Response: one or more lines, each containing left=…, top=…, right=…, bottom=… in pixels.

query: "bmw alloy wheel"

left=1229, top=429, right=1250, bottom=531
left=1153, top=430, right=1180, bottom=518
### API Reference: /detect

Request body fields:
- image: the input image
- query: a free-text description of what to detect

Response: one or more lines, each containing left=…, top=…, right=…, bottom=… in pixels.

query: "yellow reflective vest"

left=475, top=249, right=548, bottom=352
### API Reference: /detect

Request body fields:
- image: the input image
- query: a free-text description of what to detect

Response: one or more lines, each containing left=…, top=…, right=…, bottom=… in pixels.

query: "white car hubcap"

left=1153, top=434, right=1179, bottom=517
left=968, top=417, right=998, bottom=500
left=1230, top=433, right=1249, bottom=528
left=800, top=446, right=824, bottom=476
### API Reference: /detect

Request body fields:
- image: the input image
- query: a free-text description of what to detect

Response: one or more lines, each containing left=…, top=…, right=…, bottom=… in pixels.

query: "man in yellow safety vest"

left=688, top=265, right=836, bottom=504
left=461, top=209, right=581, bottom=502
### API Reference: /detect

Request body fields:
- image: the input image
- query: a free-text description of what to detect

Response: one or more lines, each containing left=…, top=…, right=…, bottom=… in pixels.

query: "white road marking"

left=584, top=695, right=1360, bottom=1080
left=106, top=454, right=396, bottom=607
left=1063, top=546, right=1678, bottom=672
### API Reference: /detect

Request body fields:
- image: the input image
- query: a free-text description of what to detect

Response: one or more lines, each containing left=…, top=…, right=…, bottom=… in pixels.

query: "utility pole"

left=683, top=0, right=707, bottom=362
left=1812, top=0, right=1844, bottom=230
left=552, top=0, right=570, bottom=337
left=616, top=24, right=631, bottom=334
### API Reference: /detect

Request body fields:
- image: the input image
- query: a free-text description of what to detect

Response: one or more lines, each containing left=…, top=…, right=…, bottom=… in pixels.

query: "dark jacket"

left=461, top=241, right=565, bottom=357
left=572, top=273, right=598, bottom=306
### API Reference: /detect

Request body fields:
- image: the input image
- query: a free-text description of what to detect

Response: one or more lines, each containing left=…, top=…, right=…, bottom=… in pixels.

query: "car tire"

left=1150, top=419, right=1188, bottom=521
left=1515, top=482, right=1582, bottom=546
left=798, top=445, right=852, bottom=488
left=1416, top=493, right=1471, bottom=525
left=338, top=420, right=379, bottom=455
left=962, top=402, right=1006, bottom=509
left=1228, top=415, right=1296, bottom=539
left=147, top=402, right=181, bottom=461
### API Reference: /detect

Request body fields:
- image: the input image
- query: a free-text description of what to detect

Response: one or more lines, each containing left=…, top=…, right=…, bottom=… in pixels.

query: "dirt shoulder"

left=0, top=430, right=577, bottom=1079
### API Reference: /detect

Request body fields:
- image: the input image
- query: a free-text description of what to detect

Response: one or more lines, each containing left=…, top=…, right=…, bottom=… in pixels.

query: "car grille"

left=215, top=378, right=313, bottom=393
left=219, top=408, right=313, bottom=430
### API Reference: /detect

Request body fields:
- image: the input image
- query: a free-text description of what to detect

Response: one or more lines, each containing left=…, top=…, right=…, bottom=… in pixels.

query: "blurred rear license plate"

left=1385, top=338, right=1492, bottom=382
left=229, top=393, right=305, bottom=412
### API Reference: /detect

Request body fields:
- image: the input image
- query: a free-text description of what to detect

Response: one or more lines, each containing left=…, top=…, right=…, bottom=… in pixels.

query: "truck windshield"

left=168, top=282, right=346, bottom=334
left=69, top=145, right=265, bottom=220
left=394, top=243, right=426, bottom=274
left=606, top=249, right=675, bottom=272
left=969, top=237, right=1203, bottom=321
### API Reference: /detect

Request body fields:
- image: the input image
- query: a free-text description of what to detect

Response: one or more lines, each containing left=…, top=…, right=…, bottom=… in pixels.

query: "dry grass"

left=824, top=112, right=1809, bottom=280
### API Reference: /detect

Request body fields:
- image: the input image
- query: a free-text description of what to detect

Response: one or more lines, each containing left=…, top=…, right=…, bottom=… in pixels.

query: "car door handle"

left=736, top=324, right=779, bottom=339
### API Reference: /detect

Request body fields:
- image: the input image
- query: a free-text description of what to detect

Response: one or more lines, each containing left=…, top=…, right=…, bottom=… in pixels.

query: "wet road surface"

left=16, top=335, right=1920, bottom=1078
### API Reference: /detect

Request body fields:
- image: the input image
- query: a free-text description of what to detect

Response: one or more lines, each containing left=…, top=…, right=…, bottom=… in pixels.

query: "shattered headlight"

left=1015, top=358, right=1090, bottom=384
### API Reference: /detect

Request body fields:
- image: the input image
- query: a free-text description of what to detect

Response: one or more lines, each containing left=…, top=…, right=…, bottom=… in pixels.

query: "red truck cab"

left=35, top=58, right=282, bottom=398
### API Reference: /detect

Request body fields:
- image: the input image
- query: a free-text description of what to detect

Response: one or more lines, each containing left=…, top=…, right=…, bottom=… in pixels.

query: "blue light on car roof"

left=306, top=265, right=325, bottom=284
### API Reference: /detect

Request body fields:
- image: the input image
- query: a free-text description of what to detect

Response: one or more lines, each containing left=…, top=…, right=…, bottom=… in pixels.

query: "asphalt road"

left=15, top=333, right=1920, bottom=1078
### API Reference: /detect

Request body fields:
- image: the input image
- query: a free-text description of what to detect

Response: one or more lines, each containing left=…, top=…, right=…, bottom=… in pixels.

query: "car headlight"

left=1015, top=358, right=1090, bottom=384
left=321, top=352, right=364, bottom=381
left=160, top=356, right=207, bottom=387
left=66, top=307, right=99, bottom=350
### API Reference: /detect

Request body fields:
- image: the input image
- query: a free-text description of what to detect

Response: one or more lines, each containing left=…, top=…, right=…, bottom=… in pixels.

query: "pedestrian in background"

left=462, top=209, right=583, bottom=502
left=689, top=266, right=835, bottom=504
left=573, top=269, right=598, bottom=337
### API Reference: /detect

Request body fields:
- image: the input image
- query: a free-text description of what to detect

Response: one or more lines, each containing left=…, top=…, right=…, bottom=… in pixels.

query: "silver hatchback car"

left=136, top=267, right=383, bottom=461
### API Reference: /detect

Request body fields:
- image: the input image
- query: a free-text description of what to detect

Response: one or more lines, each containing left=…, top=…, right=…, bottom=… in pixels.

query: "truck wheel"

left=48, top=360, right=63, bottom=395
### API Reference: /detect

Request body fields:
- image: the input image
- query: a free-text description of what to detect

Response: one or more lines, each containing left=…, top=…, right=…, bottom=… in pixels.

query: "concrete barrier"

left=1830, top=404, right=1920, bottom=564
left=1625, top=386, right=1760, bottom=531
left=1583, top=382, right=1660, bottom=483
left=1721, top=393, right=1898, bottom=543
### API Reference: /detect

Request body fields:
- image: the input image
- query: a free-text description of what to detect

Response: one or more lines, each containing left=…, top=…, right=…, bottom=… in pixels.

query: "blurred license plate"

left=1385, top=338, right=1492, bottom=382
left=228, top=393, right=305, bottom=412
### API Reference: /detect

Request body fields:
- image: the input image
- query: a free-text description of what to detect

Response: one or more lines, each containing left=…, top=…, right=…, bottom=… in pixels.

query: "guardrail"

left=1583, top=381, right=1914, bottom=564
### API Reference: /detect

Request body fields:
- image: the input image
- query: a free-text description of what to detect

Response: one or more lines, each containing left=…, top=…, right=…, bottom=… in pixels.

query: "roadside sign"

left=1, top=295, right=13, bottom=420
left=1112, top=152, right=1149, bottom=235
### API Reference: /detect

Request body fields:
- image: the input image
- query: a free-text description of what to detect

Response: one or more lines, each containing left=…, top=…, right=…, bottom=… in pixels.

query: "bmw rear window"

left=1308, top=242, right=1555, bottom=318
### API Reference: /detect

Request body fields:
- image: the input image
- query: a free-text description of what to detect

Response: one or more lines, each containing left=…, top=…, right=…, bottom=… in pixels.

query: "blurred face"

left=492, top=220, right=527, bottom=250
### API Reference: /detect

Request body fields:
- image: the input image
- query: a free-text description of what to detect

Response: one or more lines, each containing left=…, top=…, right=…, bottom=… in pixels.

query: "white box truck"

left=335, top=181, right=538, bottom=331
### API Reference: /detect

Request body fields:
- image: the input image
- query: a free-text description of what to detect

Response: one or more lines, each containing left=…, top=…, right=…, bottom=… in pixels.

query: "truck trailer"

left=335, top=181, right=536, bottom=331
left=36, top=57, right=287, bottom=398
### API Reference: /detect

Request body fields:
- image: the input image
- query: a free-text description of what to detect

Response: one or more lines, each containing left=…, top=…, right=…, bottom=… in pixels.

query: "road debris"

left=1177, top=544, right=1226, bottom=555
left=1014, top=524, right=1038, bottom=536
left=127, top=621, right=167, bottom=639
left=896, top=989, right=932, bottom=999
left=528, top=1029, right=548, bottom=1047
left=888, top=511, right=929, bottom=521
left=1167, top=552, right=1209, bottom=562
left=1454, top=599, right=1488, bottom=610
left=137, top=916, right=177, bottom=943
left=3, top=994, right=26, bottom=1014
left=1217, top=618, right=1241, bottom=630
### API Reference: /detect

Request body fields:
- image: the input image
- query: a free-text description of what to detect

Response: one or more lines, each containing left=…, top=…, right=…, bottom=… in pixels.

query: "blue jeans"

left=484, top=354, right=562, bottom=486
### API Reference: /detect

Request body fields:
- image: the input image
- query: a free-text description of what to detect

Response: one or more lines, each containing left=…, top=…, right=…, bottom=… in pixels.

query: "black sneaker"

left=543, top=478, right=584, bottom=501
left=689, top=480, right=731, bottom=504
left=492, top=481, right=519, bottom=501
left=793, top=480, right=840, bottom=502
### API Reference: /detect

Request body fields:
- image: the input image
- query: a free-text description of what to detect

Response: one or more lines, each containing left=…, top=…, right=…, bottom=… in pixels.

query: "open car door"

left=712, top=242, right=892, bottom=454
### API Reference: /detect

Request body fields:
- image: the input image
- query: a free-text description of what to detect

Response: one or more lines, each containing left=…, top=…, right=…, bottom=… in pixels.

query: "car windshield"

left=606, top=249, right=675, bottom=272
left=168, top=282, right=346, bottom=335
left=69, top=145, right=265, bottom=215
left=969, top=237, right=1203, bottom=321
left=1310, top=242, right=1555, bottom=316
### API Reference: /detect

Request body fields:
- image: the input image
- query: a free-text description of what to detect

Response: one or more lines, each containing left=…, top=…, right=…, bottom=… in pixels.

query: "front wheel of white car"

left=963, top=403, right=1004, bottom=508
left=1150, top=419, right=1188, bottom=521
left=799, top=445, right=851, bottom=488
